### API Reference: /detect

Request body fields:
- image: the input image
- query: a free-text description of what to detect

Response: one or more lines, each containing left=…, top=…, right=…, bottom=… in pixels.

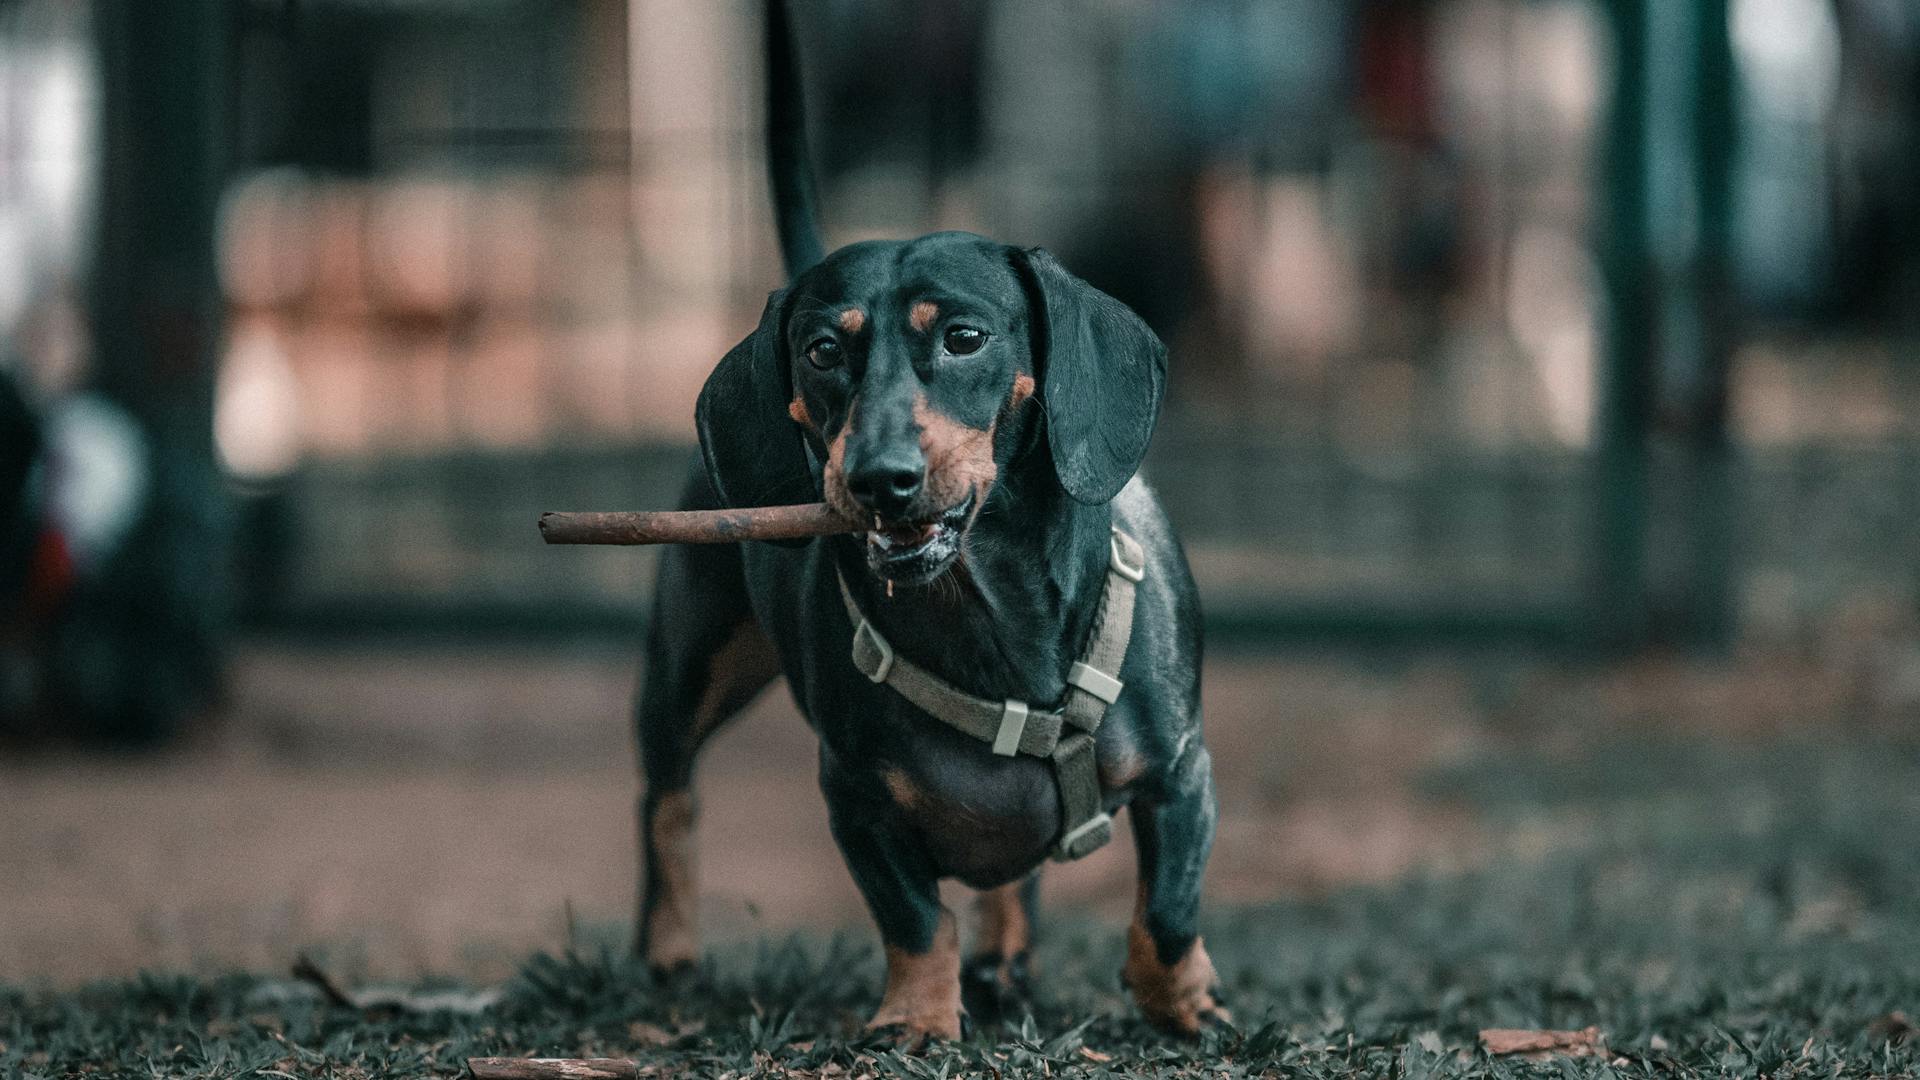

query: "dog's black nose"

left=846, top=453, right=924, bottom=519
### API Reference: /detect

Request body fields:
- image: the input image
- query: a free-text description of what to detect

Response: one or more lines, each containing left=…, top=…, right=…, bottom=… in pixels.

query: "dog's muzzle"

left=863, top=491, right=975, bottom=584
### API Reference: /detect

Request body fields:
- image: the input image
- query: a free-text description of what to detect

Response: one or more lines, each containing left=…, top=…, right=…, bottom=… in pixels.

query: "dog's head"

left=697, top=231, right=1165, bottom=585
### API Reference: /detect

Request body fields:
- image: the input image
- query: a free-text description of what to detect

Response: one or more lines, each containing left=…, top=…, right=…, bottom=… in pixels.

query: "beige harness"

left=837, top=527, right=1145, bottom=861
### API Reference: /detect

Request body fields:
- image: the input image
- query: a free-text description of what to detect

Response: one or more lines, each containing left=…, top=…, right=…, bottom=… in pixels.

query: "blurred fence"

left=270, top=422, right=1920, bottom=644
left=6, top=0, right=1919, bottom=648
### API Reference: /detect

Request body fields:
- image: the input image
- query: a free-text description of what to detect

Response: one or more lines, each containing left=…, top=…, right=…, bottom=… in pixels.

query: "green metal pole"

left=72, top=0, right=231, bottom=742
left=1593, top=0, right=1738, bottom=650
left=1679, top=0, right=1738, bottom=646
left=1592, top=0, right=1653, bottom=648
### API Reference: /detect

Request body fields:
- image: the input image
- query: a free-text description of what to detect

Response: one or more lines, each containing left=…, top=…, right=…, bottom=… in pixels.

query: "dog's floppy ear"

left=695, top=288, right=817, bottom=514
left=1011, top=246, right=1168, bottom=505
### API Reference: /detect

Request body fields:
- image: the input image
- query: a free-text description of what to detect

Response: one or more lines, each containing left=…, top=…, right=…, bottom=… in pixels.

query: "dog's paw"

left=637, top=903, right=699, bottom=982
left=1188, top=997, right=1235, bottom=1035
left=864, top=1010, right=966, bottom=1049
left=959, top=951, right=1031, bottom=1025
left=1122, top=934, right=1230, bottom=1038
left=1120, top=970, right=1231, bottom=1037
left=1137, top=991, right=1233, bottom=1038
left=646, top=955, right=698, bottom=985
left=869, top=912, right=965, bottom=1046
left=637, top=927, right=699, bottom=983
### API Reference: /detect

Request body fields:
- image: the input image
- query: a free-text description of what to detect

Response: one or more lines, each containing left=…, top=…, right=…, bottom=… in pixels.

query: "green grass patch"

left=9, top=736, right=1920, bottom=1077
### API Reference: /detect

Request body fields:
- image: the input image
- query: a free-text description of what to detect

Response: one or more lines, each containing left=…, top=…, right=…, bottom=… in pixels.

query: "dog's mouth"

left=864, top=491, right=976, bottom=585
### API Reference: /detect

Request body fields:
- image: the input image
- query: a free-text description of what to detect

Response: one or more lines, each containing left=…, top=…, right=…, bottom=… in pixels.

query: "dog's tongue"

left=886, top=523, right=935, bottom=545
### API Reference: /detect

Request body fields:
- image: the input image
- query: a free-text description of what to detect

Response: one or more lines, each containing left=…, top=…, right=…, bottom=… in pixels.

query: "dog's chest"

left=876, top=744, right=1063, bottom=886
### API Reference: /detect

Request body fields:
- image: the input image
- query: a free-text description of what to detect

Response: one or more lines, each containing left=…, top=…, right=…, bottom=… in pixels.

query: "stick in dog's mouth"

left=538, top=503, right=861, bottom=546
left=538, top=500, right=970, bottom=583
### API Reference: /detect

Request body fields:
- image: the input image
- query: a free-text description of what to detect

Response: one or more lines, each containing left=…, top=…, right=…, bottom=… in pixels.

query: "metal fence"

left=8, top=0, right=1919, bottom=648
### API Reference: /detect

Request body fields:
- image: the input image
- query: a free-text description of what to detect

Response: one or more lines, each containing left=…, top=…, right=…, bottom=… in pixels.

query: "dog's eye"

left=942, top=326, right=986, bottom=356
left=805, top=338, right=843, bottom=369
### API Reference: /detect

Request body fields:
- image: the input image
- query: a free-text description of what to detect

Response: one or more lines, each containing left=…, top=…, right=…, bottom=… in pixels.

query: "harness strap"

left=842, top=585, right=1069, bottom=756
left=1051, top=529, right=1143, bottom=858
left=839, top=526, right=1146, bottom=861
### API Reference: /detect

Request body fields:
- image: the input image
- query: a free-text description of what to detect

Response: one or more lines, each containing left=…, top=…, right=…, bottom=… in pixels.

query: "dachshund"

left=633, top=0, right=1224, bottom=1042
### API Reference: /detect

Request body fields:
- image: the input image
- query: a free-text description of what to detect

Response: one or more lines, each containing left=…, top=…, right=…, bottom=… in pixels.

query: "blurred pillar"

left=1593, top=0, right=1737, bottom=648
left=624, top=0, right=759, bottom=427
left=1593, top=0, right=1653, bottom=647
left=75, top=0, right=230, bottom=742
left=1668, top=0, right=1738, bottom=647
left=627, top=0, right=756, bottom=293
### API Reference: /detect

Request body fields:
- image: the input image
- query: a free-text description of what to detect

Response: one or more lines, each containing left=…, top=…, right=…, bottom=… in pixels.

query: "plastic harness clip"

left=855, top=619, right=894, bottom=683
left=993, top=699, right=1029, bottom=756
left=1109, top=531, right=1146, bottom=582
left=1066, top=660, right=1124, bottom=704
left=1056, top=812, right=1113, bottom=860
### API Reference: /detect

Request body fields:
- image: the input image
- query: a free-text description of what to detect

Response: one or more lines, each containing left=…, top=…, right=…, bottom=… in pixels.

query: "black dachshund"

left=634, top=0, right=1223, bottom=1041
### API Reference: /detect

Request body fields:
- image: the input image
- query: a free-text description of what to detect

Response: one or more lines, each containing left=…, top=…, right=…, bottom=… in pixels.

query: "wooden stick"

left=538, top=503, right=858, bottom=546
left=467, top=1059, right=638, bottom=1080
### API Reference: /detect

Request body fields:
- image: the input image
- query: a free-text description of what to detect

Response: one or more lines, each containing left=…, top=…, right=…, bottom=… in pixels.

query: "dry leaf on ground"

left=1479, top=1026, right=1605, bottom=1059
left=1869, top=1012, right=1917, bottom=1045
left=626, top=1022, right=674, bottom=1046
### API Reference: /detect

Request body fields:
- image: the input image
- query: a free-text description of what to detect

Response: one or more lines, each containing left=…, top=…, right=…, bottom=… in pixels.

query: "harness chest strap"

left=838, top=526, right=1146, bottom=861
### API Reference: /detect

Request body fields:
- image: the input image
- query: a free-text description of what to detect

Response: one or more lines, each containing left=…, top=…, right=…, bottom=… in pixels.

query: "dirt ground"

left=7, top=636, right=1856, bottom=987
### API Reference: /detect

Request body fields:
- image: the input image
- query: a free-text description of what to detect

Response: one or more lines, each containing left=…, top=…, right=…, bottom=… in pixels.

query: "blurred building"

left=3, top=0, right=1920, bottom=736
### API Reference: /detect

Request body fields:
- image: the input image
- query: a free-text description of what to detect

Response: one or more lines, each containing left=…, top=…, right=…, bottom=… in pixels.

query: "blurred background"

left=4, top=0, right=1920, bottom=987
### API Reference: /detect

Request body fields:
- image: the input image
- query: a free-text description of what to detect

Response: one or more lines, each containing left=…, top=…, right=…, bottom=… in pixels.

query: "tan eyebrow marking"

left=838, top=308, right=866, bottom=333
left=1008, top=372, right=1035, bottom=410
left=909, top=301, right=939, bottom=333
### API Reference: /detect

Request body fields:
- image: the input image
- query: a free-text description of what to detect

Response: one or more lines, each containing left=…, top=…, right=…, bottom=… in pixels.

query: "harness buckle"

left=1066, top=660, right=1124, bottom=705
left=993, top=699, right=1029, bottom=756
left=1109, top=531, right=1145, bottom=583
left=1054, top=812, right=1113, bottom=861
left=855, top=619, right=894, bottom=683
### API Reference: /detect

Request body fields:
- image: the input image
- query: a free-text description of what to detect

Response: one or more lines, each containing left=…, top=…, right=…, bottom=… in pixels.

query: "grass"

left=8, top=734, right=1920, bottom=1078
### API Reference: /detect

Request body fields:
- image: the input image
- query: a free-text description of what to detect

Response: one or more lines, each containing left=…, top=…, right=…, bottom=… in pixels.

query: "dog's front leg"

left=1124, top=745, right=1229, bottom=1036
left=633, top=540, right=780, bottom=977
left=825, top=781, right=963, bottom=1044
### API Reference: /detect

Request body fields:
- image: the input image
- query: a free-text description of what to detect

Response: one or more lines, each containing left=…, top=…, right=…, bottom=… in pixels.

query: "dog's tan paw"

left=645, top=954, right=697, bottom=984
left=865, top=1011, right=965, bottom=1049
left=639, top=913, right=699, bottom=980
left=1123, top=929, right=1228, bottom=1037
left=641, top=790, right=700, bottom=978
left=868, top=911, right=964, bottom=1046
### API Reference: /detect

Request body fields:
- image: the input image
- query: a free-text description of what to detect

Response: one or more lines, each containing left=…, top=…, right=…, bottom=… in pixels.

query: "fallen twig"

left=292, top=954, right=503, bottom=1016
left=467, top=1058, right=640, bottom=1080
left=1479, top=1026, right=1605, bottom=1059
left=289, top=955, right=358, bottom=1010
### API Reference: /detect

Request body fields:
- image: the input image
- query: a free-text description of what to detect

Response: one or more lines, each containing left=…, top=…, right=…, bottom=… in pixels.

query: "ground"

left=5, top=639, right=1920, bottom=1076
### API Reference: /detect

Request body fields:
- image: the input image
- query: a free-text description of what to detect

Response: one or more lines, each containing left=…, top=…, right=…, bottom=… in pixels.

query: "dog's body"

left=633, top=3, right=1222, bottom=1040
